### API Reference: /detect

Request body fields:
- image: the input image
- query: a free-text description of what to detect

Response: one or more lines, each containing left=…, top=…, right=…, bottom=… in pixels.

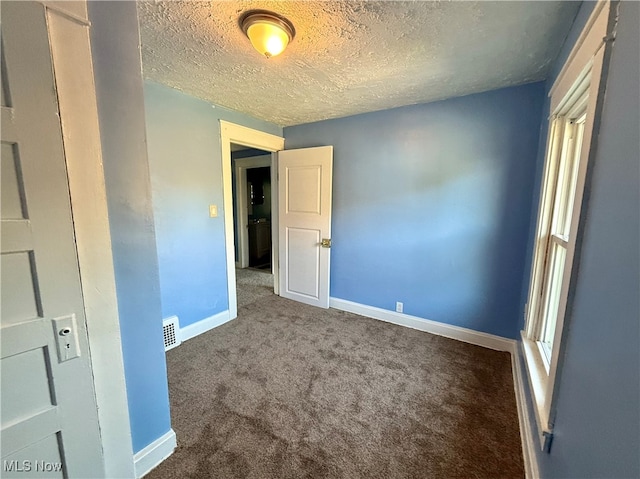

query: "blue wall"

left=285, top=84, right=545, bottom=339
left=144, top=82, right=282, bottom=328
left=88, top=2, right=170, bottom=454
left=522, top=1, right=640, bottom=477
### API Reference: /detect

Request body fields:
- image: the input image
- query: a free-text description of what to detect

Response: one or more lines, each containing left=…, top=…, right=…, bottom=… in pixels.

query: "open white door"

left=278, top=146, right=333, bottom=308
left=1, top=3, right=105, bottom=476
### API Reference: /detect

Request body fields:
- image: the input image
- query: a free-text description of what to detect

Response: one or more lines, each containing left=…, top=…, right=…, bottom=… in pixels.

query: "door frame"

left=36, top=2, right=134, bottom=476
left=234, top=155, right=272, bottom=269
left=220, top=121, right=284, bottom=319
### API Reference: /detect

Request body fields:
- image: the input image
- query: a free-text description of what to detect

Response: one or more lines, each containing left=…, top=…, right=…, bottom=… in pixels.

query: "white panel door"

left=1, top=3, right=104, bottom=477
left=278, top=146, right=333, bottom=308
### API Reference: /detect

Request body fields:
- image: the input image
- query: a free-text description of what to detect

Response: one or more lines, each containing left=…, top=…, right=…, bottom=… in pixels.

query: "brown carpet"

left=148, top=294, right=524, bottom=479
left=235, top=268, right=274, bottom=309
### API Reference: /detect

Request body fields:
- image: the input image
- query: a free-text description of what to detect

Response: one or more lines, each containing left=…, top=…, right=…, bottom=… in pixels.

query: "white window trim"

left=522, top=0, right=612, bottom=450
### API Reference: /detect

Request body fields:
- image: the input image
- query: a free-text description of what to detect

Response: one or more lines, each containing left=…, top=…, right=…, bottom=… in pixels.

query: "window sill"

left=521, top=331, right=553, bottom=450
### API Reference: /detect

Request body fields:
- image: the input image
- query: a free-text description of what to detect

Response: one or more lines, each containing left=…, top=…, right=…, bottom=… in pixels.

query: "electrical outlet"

left=395, top=302, right=403, bottom=313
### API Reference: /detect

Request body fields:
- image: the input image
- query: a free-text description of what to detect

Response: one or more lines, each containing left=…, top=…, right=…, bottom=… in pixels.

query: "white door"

left=1, top=3, right=104, bottom=477
left=278, top=146, right=333, bottom=308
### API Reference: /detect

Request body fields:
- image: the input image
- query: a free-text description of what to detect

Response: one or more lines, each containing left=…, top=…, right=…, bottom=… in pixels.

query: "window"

left=529, top=98, right=587, bottom=371
left=522, top=0, right=612, bottom=450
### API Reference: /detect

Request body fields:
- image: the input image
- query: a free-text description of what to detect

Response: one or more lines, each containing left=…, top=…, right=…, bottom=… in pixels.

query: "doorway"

left=219, top=121, right=284, bottom=320
left=232, top=146, right=273, bottom=271
left=246, top=166, right=272, bottom=270
left=220, top=122, right=334, bottom=316
left=232, top=145, right=275, bottom=309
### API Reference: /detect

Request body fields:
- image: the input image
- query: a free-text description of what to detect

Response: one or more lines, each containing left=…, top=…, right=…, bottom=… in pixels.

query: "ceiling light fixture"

left=240, top=10, right=295, bottom=59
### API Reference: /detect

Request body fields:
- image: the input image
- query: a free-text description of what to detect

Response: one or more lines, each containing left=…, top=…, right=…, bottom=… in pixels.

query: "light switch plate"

left=209, top=205, right=218, bottom=217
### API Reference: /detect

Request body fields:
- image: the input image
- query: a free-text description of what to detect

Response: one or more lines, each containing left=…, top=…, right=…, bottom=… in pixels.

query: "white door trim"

left=220, top=121, right=284, bottom=319
left=44, top=2, right=134, bottom=476
left=234, top=155, right=272, bottom=269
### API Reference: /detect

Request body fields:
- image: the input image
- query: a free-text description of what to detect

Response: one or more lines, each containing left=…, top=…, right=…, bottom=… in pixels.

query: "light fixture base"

left=240, top=10, right=295, bottom=58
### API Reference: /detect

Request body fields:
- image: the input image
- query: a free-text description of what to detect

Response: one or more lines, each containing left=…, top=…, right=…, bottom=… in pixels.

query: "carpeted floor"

left=235, top=267, right=274, bottom=308
left=148, top=290, right=524, bottom=479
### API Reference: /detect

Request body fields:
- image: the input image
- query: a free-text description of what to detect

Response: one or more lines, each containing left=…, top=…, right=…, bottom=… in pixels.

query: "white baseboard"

left=512, top=343, right=540, bottom=479
left=133, top=429, right=176, bottom=478
left=329, top=297, right=515, bottom=352
left=180, top=310, right=233, bottom=342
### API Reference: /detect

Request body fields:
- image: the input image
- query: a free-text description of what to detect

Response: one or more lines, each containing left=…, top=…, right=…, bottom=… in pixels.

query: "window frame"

left=522, top=0, right=612, bottom=450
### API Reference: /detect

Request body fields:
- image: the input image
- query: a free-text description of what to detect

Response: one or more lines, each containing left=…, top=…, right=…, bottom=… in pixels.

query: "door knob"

left=320, top=238, right=331, bottom=248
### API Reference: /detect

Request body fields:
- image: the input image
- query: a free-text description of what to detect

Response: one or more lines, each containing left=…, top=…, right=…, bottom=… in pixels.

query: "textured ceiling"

left=137, top=1, right=580, bottom=127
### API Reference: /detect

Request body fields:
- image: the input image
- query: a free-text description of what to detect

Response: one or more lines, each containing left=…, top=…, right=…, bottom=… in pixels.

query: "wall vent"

left=162, top=316, right=181, bottom=351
